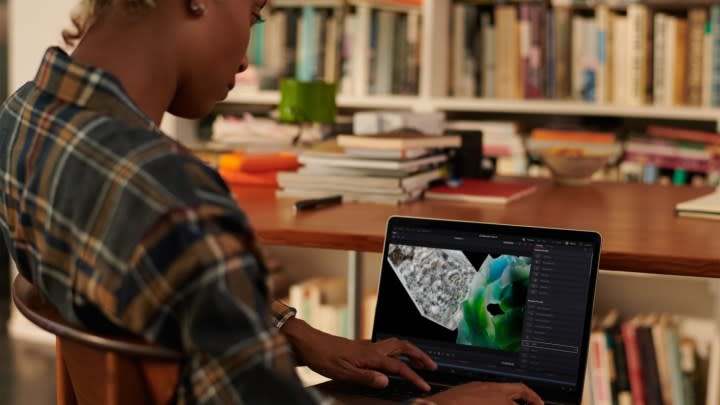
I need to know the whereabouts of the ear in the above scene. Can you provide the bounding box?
[188,2,206,16]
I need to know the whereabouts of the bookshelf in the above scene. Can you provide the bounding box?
[217,0,720,129]
[226,89,720,121]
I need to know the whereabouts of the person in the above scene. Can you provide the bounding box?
[0,1,544,404]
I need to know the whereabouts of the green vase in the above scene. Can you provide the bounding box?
[279,79,337,124]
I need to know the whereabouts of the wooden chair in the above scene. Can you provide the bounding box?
[11,274,183,405]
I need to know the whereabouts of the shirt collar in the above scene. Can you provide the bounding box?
[34,47,158,131]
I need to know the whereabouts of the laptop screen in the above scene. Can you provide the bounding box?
[372,216,601,404]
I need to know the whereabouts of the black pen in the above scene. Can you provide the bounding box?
[293,195,343,211]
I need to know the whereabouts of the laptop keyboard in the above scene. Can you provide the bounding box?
[355,379,451,401]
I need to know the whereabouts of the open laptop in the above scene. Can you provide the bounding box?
[316,216,601,405]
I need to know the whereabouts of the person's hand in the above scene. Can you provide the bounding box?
[281,318,437,391]
[425,382,543,405]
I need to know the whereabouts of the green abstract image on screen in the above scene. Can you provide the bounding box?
[456,255,531,352]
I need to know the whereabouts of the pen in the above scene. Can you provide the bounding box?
[294,195,343,211]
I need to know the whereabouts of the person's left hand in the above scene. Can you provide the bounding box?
[281,318,437,391]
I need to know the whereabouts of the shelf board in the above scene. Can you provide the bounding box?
[223,90,421,110]
[433,98,720,121]
[222,91,720,122]
[224,89,280,105]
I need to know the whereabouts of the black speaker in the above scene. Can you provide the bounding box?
[447,130,495,179]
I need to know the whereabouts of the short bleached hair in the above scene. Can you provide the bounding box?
[62,0,157,47]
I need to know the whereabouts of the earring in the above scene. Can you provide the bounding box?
[189,2,205,16]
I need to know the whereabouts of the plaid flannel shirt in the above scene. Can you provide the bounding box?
[0,47,334,404]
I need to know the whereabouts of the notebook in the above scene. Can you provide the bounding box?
[425,179,538,204]
[316,216,601,405]
[675,188,720,220]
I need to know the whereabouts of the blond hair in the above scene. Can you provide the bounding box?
[62,0,157,47]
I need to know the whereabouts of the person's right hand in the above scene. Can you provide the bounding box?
[424,382,544,405]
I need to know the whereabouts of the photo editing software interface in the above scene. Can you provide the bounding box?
[373,223,596,394]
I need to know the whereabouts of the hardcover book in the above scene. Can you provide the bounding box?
[424,179,537,204]
[336,133,462,150]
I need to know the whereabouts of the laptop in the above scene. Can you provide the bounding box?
[316,216,601,405]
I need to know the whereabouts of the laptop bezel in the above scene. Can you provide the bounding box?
[371,215,602,404]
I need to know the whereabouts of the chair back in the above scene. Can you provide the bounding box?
[12,275,183,405]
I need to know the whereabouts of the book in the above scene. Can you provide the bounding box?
[336,133,462,150]
[299,151,447,172]
[675,189,720,220]
[278,167,441,192]
[636,320,664,405]
[647,125,720,146]
[601,310,633,405]
[218,169,279,187]
[217,151,300,172]
[530,129,616,144]
[589,331,613,405]
[622,320,648,405]
[424,179,537,205]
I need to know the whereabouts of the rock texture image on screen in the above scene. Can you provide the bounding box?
[457,255,531,352]
[387,244,476,330]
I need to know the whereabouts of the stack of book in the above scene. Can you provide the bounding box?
[622,125,720,186]
[277,133,461,203]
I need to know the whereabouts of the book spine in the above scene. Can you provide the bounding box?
[612,15,628,105]
[665,328,687,405]
[582,18,597,102]
[703,21,714,107]
[621,323,647,405]
[653,13,667,105]
[324,14,338,83]
[374,10,396,95]
[687,8,708,106]
[679,339,698,405]
[610,328,633,405]
[595,5,610,104]
[663,16,678,106]
[519,3,532,99]
[712,6,720,106]
[451,3,466,97]
[644,6,655,104]
[285,9,299,78]
[675,19,689,106]
[590,332,613,405]
[546,8,555,99]
[636,326,665,405]
[472,8,484,97]
[571,15,584,100]
[553,5,571,99]
[651,323,674,405]
[627,4,648,106]
[525,4,544,99]
[495,5,519,99]
[297,6,317,81]
[482,13,496,98]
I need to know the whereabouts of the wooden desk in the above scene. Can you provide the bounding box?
[232,181,720,337]
[233,181,720,278]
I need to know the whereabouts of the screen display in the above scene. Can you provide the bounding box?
[373,217,600,403]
